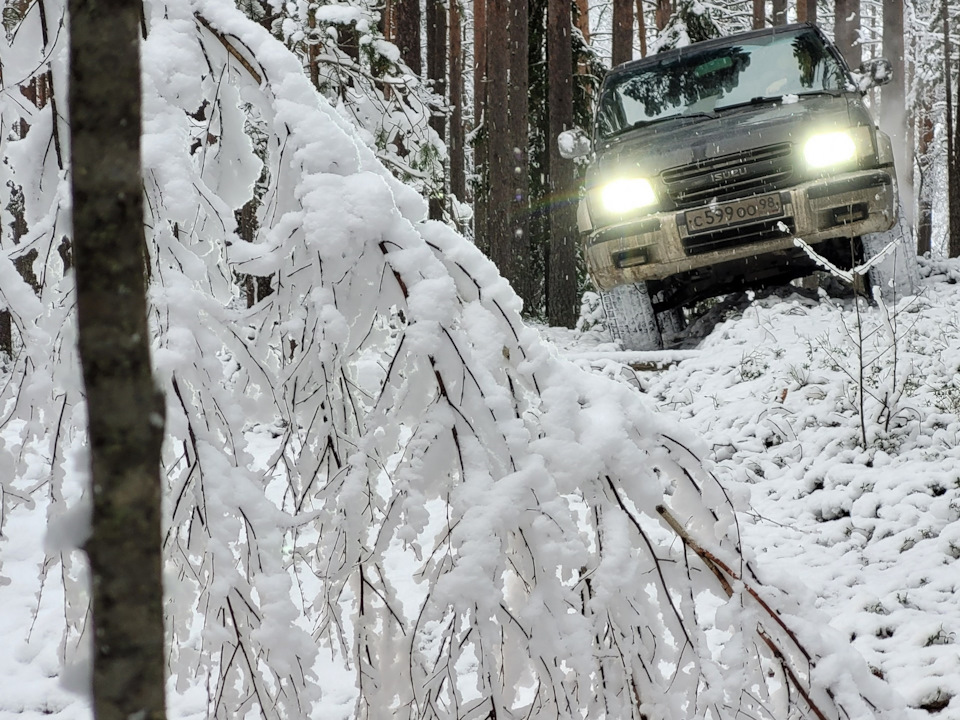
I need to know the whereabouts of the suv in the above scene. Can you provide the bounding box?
[562,23,919,350]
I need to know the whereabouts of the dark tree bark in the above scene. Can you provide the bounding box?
[916,112,934,255]
[771,0,787,25]
[612,0,633,65]
[427,0,448,219]
[944,0,960,256]
[576,0,591,42]
[340,22,360,63]
[473,0,489,250]
[547,0,579,327]
[68,0,168,718]
[449,0,466,206]
[307,7,320,88]
[486,0,527,295]
[381,0,393,39]
[752,0,763,29]
[396,0,422,74]
[834,0,862,68]
[635,0,647,57]
[655,0,671,30]
[796,0,817,23]
[507,0,532,306]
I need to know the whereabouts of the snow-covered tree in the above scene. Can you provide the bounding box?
[0,0,909,718]
[650,0,730,53]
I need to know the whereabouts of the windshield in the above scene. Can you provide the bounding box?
[596,29,848,138]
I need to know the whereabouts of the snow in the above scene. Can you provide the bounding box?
[6,264,960,717]
[3,0,959,716]
[542,263,960,718]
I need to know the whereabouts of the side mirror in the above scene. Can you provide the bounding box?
[558,128,592,160]
[853,58,893,92]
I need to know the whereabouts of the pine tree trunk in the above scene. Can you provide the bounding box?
[752,0,763,29]
[834,0,862,68]
[771,0,787,24]
[68,0,168,718]
[307,7,320,88]
[576,0,590,41]
[508,0,532,306]
[655,0,671,30]
[487,0,529,297]
[612,0,632,66]
[450,1,466,207]
[797,0,817,23]
[473,0,489,250]
[916,112,933,255]
[396,0,422,74]
[427,0,447,219]
[487,0,511,268]
[946,0,960,257]
[636,0,647,57]
[547,0,579,327]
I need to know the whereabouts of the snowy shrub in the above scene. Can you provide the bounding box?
[794,238,924,447]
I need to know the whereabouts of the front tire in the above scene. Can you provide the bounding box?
[860,203,920,302]
[600,283,662,350]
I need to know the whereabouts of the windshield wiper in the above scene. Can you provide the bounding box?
[714,96,782,113]
[715,90,842,113]
[794,89,843,99]
[606,111,715,138]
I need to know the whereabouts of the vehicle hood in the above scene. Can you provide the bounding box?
[588,93,864,185]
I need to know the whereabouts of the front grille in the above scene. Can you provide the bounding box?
[662,143,795,209]
[683,217,796,256]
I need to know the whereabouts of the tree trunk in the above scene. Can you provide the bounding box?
[449,0,466,208]
[771,0,787,24]
[636,0,647,57]
[473,0,489,250]
[655,0,671,30]
[507,0,532,306]
[381,0,393,39]
[796,0,816,23]
[576,0,591,41]
[752,0,764,28]
[881,0,907,216]
[307,7,320,88]
[834,0,862,68]
[945,0,960,256]
[427,0,448,219]
[547,0,579,327]
[487,0,529,298]
[68,0,168,719]
[396,0,422,74]
[612,0,632,66]
[916,113,933,256]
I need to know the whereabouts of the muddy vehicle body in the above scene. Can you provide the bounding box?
[564,23,918,349]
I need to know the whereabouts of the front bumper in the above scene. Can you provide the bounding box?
[583,168,897,291]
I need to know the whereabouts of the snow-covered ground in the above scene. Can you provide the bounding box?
[546,257,960,718]
[4,258,960,719]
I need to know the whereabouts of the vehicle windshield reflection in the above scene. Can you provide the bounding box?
[596,29,848,139]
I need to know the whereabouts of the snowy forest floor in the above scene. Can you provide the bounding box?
[543,256,960,718]
[5,257,960,718]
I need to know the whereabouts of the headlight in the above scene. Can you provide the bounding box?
[599,177,658,214]
[804,131,857,168]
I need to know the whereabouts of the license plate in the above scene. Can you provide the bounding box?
[685,193,783,234]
